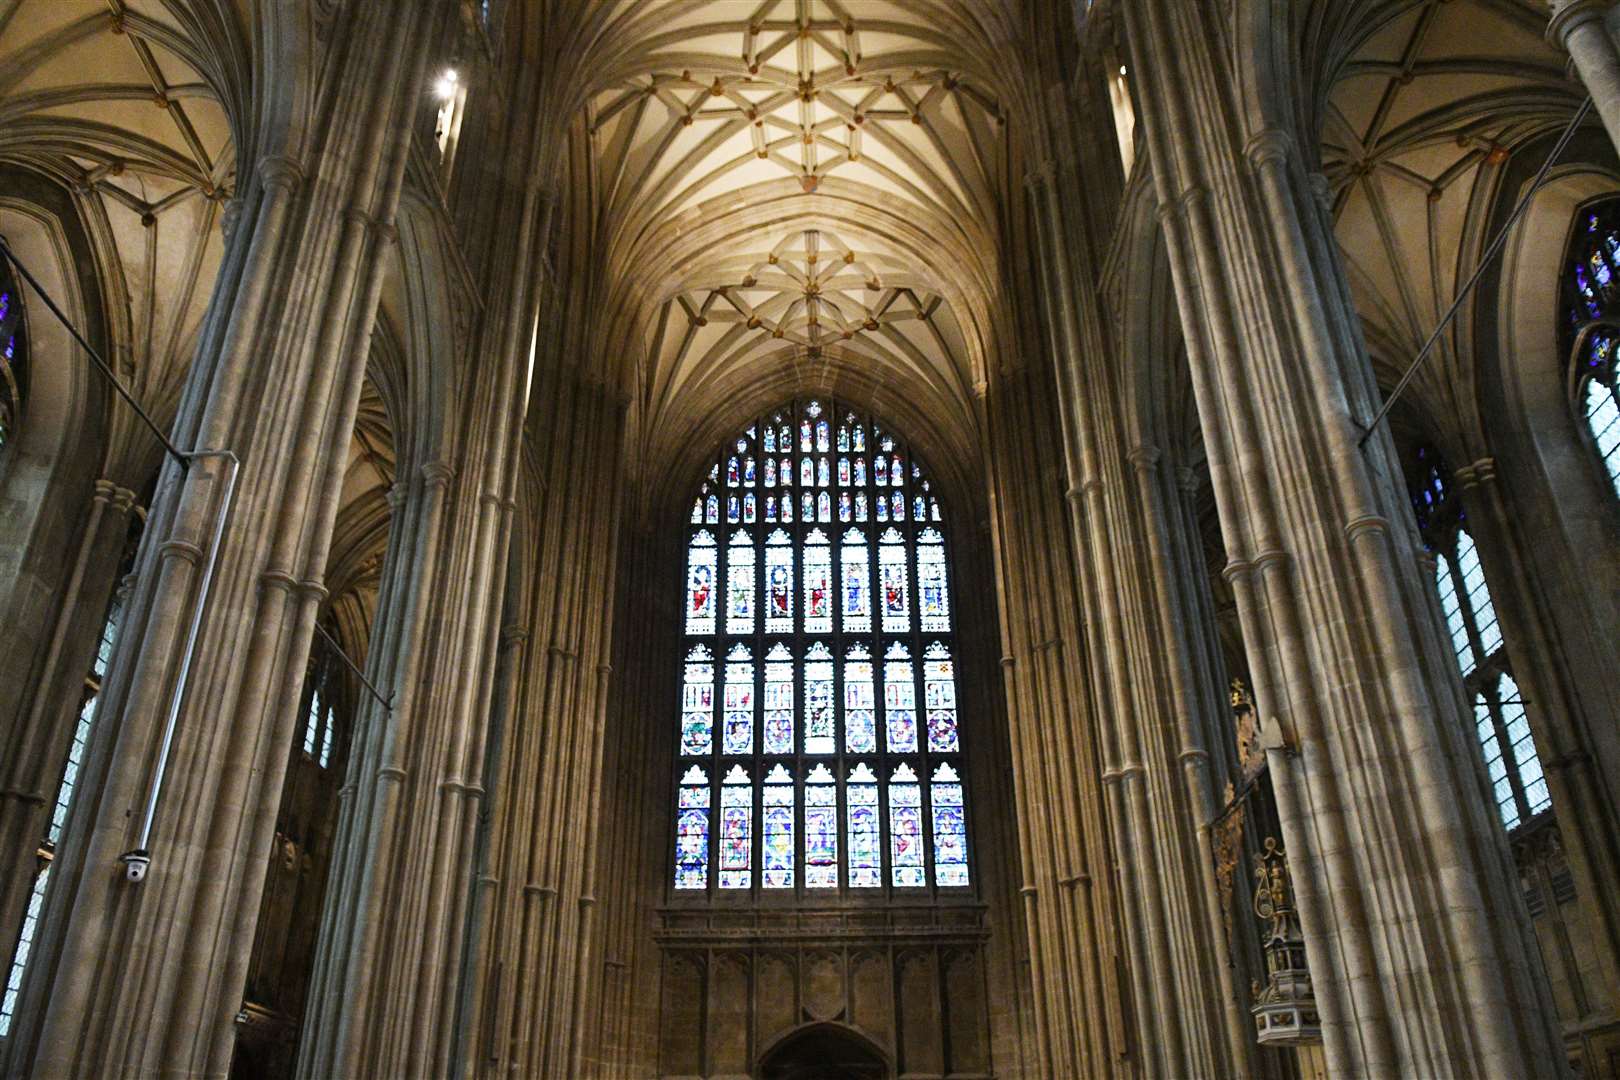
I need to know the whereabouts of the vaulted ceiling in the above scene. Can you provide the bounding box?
[582,0,1018,494]
[1318,0,1583,430]
[0,0,241,479]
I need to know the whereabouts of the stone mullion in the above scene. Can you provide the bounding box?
[0,479,132,978]
[1035,165,1182,1076]
[1126,0,1572,1075]
[981,372,1063,1070]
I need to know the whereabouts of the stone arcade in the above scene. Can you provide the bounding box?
[1,1,1619,1078]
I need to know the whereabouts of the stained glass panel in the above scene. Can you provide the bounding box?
[804,530,832,633]
[924,642,959,754]
[847,763,880,888]
[675,766,710,890]
[889,763,925,887]
[765,530,794,634]
[841,529,871,634]
[931,763,969,886]
[764,644,794,755]
[844,645,877,753]
[917,529,950,632]
[762,764,794,888]
[682,646,714,756]
[727,533,755,634]
[805,764,838,888]
[719,765,752,889]
[686,531,717,635]
[884,642,917,754]
[879,529,909,633]
[723,645,754,755]
[804,642,835,755]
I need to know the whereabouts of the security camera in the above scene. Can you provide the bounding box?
[120,849,151,883]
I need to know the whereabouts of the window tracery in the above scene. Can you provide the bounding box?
[1408,446,1550,829]
[672,399,966,896]
[1562,198,1620,498]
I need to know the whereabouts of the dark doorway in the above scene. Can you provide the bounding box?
[758,1023,889,1080]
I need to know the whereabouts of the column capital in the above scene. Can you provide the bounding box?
[1452,456,1498,488]
[1245,127,1295,173]
[1127,444,1162,472]
[257,153,305,195]
[1547,0,1613,48]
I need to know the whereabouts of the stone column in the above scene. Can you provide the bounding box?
[1122,0,1570,1074]
[1549,0,1620,152]
[0,6,450,1078]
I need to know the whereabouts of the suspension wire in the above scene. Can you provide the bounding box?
[315,621,394,710]
[1358,96,1594,447]
[0,234,190,465]
[0,233,391,711]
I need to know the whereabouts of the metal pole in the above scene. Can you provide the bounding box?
[1358,97,1594,447]
[121,449,239,881]
[315,619,394,710]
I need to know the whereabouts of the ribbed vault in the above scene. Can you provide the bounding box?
[582,0,1018,513]
[1317,0,1581,428]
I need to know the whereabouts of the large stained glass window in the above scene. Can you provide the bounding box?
[1407,445,1551,830]
[671,399,968,896]
[1562,198,1620,498]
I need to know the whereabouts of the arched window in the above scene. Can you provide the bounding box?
[1,571,127,1036]
[1408,446,1551,830]
[673,399,964,895]
[1560,197,1620,497]
[0,249,30,452]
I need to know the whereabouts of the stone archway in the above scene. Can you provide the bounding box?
[757,1022,890,1080]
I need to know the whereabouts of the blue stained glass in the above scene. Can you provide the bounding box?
[847,763,880,888]
[889,763,925,887]
[676,401,970,892]
[724,645,754,755]
[841,529,871,633]
[844,645,877,753]
[931,763,969,886]
[762,764,794,888]
[675,766,710,890]
[924,642,959,754]
[682,646,714,755]
[804,642,835,754]
[764,644,794,754]
[884,643,917,753]
[805,764,838,888]
[719,765,752,889]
